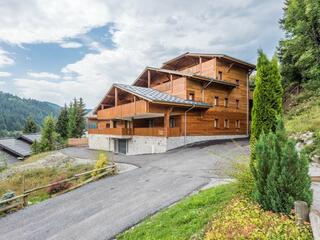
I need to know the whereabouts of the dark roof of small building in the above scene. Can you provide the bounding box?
[18,133,41,144]
[0,138,32,157]
[114,84,211,108]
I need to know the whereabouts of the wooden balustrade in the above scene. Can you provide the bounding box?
[97,100,148,119]
[88,127,181,137]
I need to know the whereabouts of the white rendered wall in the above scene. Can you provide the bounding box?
[127,136,167,155]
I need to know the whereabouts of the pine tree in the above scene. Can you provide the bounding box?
[56,104,69,139]
[39,115,58,151]
[23,116,38,134]
[254,118,312,215]
[250,50,283,165]
[75,98,86,138]
[67,99,78,138]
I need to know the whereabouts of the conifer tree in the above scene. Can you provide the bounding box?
[254,118,312,214]
[39,115,58,151]
[75,98,86,137]
[250,50,283,166]
[67,99,78,138]
[23,116,38,134]
[56,104,69,139]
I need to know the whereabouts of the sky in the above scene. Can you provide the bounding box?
[0,0,284,108]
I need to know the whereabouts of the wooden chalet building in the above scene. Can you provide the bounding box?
[88,52,255,155]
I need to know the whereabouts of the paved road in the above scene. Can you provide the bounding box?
[0,140,249,240]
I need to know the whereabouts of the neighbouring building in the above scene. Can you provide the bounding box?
[88,52,255,155]
[0,133,41,164]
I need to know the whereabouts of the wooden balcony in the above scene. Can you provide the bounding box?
[88,127,181,137]
[97,100,148,120]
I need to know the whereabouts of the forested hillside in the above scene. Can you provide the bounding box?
[0,91,60,136]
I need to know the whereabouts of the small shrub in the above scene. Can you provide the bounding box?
[205,198,312,240]
[231,163,254,199]
[92,152,108,177]
[47,176,72,195]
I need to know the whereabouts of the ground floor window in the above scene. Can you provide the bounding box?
[214,119,219,128]
[236,120,240,129]
[169,117,175,128]
[148,119,154,128]
[224,119,229,128]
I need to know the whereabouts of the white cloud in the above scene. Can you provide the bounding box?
[60,41,83,49]
[0,0,111,44]
[0,71,11,77]
[0,48,15,67]
[7,0,283,107]
[27,71,60,80]
[0,81,5,85]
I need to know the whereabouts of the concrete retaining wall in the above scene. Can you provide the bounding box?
[310,208,320,240]
[166,135,248,151]
[88,134,248,155]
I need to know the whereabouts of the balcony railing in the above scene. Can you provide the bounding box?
[97,100,148,120]
[88,127,181,137]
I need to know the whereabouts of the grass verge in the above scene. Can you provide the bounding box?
[117,183,237,240]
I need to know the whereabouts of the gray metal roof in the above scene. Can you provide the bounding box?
[0,138,32,157]
[18,134,41,144]
[114,84,211,108]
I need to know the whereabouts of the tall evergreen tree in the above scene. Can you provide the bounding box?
[75,98,86,137]
[38,115,58,151]
[250,50,283,164]
[23,116,38,133]
[67,99,78,138]
[56,104,69,139]
[278,0,320,89]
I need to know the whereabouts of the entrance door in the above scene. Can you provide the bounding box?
[118,139,127,154]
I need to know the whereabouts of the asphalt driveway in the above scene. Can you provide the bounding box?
[0,139,249,240]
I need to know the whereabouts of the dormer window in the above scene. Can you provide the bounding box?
[236,79,240,86]
[218,71,223,80]
[214,96,219,106]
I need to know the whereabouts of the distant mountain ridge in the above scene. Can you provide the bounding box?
[0,91,61,134]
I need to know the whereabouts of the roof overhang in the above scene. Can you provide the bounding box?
[162,52,256,70]
[133,67,237,89]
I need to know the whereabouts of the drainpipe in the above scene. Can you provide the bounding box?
[184,105,195,146]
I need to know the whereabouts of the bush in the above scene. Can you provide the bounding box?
[92,152,108,177]
[231,163,254,199]
[47,176,72,195]
[253,118,312,214]
[205,198,312,240]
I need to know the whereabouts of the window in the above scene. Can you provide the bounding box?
[188,92,195,101]
[224,98,228,107]
[214,96,219,106]
[214,119,219,128]
[224,119,229,128]
[148,119,154,128]
[218,71,223,80]
[236,120,241,129]
[236,99,240,109]
[113,121,117,128]
[169,117,175,128]
[236,79,240,86]
[106,123,110,128]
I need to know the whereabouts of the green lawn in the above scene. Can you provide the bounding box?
[117,184,237,240]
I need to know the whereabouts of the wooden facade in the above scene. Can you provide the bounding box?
[89,53,255,138]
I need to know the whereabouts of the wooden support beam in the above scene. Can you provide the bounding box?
[115,87,118,106]
[147,70,151,88]
[170,74,173,93]
[226,63,234,73]
[199,57,202,73]
[133,96,136,114]
[164,108,172,137]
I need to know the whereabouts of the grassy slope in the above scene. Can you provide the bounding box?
[285,93,320,134]
[118,184,237,240]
